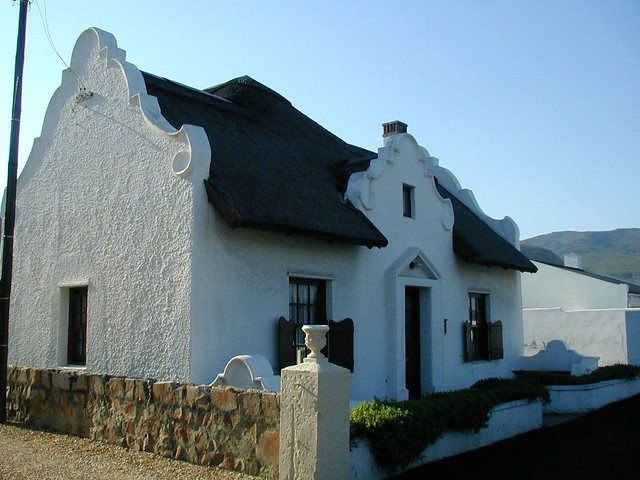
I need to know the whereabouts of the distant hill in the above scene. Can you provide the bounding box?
[521,228,640,285]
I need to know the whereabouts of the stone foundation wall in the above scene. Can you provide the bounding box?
[6,366,280,478]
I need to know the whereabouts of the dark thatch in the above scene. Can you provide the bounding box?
[142,72,535,272]
[436,182,538,273]
[520,245,564,266]
[142,72,388,248]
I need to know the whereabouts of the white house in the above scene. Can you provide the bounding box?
[522,248,640,366]
[6,28,536,402]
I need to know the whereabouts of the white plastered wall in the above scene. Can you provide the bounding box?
[523,261,640,365]
[523,308,638,365]
[522,262,630,310]
[8,28,210,382]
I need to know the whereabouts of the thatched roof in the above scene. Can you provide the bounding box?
[143,73,388,248]
[436,182,538,273]
[143,72,535,272]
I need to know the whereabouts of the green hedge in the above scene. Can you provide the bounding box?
[514,364,640,386]
[349,377,548,472]
[350,365,640,472]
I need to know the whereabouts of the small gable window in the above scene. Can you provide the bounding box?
[402,184,414,218]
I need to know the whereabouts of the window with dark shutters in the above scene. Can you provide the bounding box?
[278,278,354,372]
[464,293,502,362]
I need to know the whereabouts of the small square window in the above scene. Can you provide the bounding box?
[402,184,414,218]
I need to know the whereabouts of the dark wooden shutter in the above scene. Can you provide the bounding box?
[278,317,296,370]
[464,321,475,362]
[327,318,354,372]
[489,320,504,359]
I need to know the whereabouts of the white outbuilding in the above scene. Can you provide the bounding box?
[522,249,640,367]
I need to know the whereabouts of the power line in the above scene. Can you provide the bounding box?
[33,0,83,88]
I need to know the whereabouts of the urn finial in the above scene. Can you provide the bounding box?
[302,325,330,359]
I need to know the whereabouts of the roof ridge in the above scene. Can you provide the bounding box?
[141,71,231,104]
[205,75,290,104]
[536,260,640,291]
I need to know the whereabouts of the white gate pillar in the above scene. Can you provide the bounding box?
[279,325,351,480]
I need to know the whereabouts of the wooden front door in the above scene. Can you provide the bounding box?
[405,287,421,399]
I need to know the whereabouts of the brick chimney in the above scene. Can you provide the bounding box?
[382,120,408,139]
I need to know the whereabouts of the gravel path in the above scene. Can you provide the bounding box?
[0,422,261,480]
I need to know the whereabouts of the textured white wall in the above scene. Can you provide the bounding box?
[523,308,634,365]
[189,216,364,386]
[9,28,209,382]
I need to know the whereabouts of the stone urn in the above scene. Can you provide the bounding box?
[302,324,330,359]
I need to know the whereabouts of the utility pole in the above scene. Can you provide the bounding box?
[1,0,29,423]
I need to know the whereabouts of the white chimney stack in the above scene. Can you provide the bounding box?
[564,253,583,269]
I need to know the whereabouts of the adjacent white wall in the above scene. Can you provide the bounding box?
[522,262,630,310]
[523,261,640,365]
[524,308,640,366]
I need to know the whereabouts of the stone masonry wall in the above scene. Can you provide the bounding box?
[6,366,280,479]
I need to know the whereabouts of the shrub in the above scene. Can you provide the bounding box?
[349,401,412,432]
[472,376,550,404]
[515,364,640,386]
[351,366,640,472]
[583,364,640,382]
[349,378,546,472]
[350,400,437,471]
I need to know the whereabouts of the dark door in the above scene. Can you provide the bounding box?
[405,287,421,399]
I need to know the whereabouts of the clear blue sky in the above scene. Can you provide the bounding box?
[1,0,638,240]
